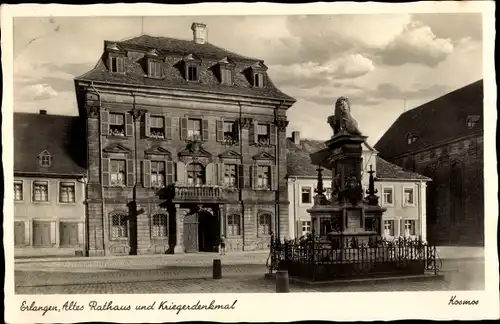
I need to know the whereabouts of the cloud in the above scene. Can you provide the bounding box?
[379,22,454,66]
[332,54,375,79]
[371,83,450,101]
[411,13,482,42]
[19,84,59,100]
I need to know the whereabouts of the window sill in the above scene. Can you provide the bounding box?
[107,134,128,139]
[31,201,51,204]
[253,142,274,147]
[151,237,168,241]
[226,235,242,239]
[58,202,78,206]
[110,237,129,241]
[382,204,394,208]
[14,200,25,203]
[403,204,416,208]
[144,75,165,80]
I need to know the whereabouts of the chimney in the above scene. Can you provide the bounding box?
[191,22,207,45]
[292,131,300,145]
[39,110,47,115]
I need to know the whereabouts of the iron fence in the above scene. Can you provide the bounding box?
[266,233,441,281]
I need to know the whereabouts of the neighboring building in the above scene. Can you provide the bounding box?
[286,131,430,241]
[14,111,87,257]
[374,80,484,246]
[74,22,295,256]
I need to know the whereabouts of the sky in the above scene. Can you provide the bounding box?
[13,14,483,145]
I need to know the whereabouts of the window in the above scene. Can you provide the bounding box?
[256,165,271,189]
[14,180,23,201]
[257,123,270,145]
[301,187,312,204]
[258,213,272,236]
[227,214,241,236]
[38,151,52,168]
[254,73,264,88]
[187,118,202,139]
[223,121,238,142]
[221,68,233,85]
[59,182,76,203]
[187,163,205,186]
[14,221,26,246]
[60,222,79,246]
[148,60,162,78]
[109,112,126,136]
[187,65,198,81]
[224,164,237,187]
[150,116,165,139]
[404,220,416,236]
[384,220,394,237]
[111,214,128,239]
[33,181,49,202]
[301,221,311,236]
[110,159,126,186]
[383,187,393,205]
[403,187,414,206]
[151,161,166,188]
[152,214,168,238]
[110,56,124,73]
[406,134,417,144]
[467,115,480,129]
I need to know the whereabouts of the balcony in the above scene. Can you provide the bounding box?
[174,184,223,201]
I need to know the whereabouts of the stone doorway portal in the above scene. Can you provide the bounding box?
[198,209,219,252]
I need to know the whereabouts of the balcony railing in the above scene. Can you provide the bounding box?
[174,184,223,200]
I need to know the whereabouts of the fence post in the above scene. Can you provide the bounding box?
[213,259,222,279]
[276,270,290,293]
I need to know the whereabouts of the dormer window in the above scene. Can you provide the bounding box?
[467,115,480,129]
[38,150,52,168]
[406,133,417,144]
[110,56,125,73]
[148,60,162,78]
[187,66,199,81]
[218,57,235,85]
[249,61,268,88]
[183,53,201,82]
[253,73,264,88]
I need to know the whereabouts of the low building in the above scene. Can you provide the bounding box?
[374,80,484,246]
[286,131,430,241]
[14,111,87,257]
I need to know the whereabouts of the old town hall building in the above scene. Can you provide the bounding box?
[74,23,295,256]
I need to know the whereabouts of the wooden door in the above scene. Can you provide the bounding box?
[14,222,25,246]
[60,222,79,246]
[183,212,199,253]
[33,221,51,246]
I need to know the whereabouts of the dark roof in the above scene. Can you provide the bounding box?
[287,138,430,181]
[75,35,295,102]
[14,113,86,176]
[374,80,483,160]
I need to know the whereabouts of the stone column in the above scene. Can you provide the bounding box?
[174,204,185,254]
[219,204,225,237]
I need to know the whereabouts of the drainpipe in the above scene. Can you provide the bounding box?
[274,100,286,239]
[90,81,106,255]
[290,177,297,239]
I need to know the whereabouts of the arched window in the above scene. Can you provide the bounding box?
[227,214,241,236]
[258,213,272,236]
[450,162,463,221]
[110,213,128,239]
[152,214,168,238]
[187,163,205,185]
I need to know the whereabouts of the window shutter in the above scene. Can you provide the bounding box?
[148,60,153,77]
[237,164,244,189]
[249,121,257,144]
[102,158,110,187]
[166,161,174,184]
[251,165,258,190]
[144,112,151,138]
[126,159,134,187]
[180,117,188,140]
[270,124,277,146]
[117,57,124,73]
[216,120,224,142]
[202,119,209,142]
[271,165,278,191]
[164,116,172,140]
[125,113,134,137]
[143,160,151,188]
[176,161,186,183]
[205,163,215,185]
[50,221,57,245]
[100,110,109,135]
[217,163,224,185]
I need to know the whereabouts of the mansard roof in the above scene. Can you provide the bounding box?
[75,34,295,103]
[14,113,86,176]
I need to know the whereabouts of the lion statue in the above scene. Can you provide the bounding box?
[328,96,362,136]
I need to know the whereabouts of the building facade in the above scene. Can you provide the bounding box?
[14,111,87,257]
[74,23,295,256]
[374,80,484,246]
[287,131,430,241]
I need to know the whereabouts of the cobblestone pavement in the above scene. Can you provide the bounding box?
[15,258,484,294]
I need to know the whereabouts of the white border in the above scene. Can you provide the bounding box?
[2,2,498,323]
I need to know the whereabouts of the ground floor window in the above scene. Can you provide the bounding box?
[14,221,25,246]
[301,221,311,236]
[227,214,241,236]
[384,220,394,237]
[60,222,79,246]
[258,213,272,236]
[152,214,168,238]
[111,214,128,239]
[33,221,52,246]
[404,219,416,236]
